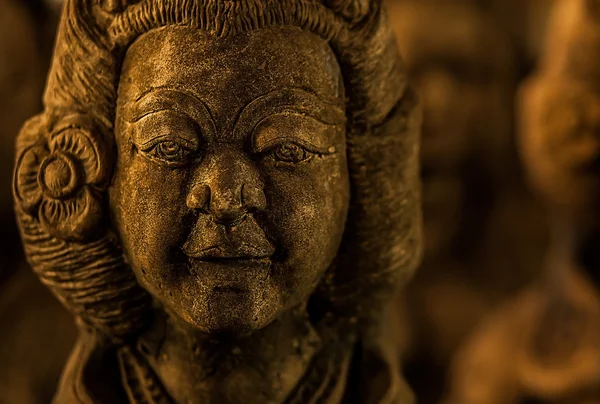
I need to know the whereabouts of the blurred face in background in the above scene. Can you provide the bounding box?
[387,0,514,258]
[520,78,600,225]
[519,0,600,217]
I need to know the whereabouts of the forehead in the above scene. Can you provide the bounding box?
[118,26,343,116]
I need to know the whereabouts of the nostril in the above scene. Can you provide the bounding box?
[206,181,263,225]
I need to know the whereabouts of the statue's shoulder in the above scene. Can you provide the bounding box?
[54,329,129,404]
[514,270,600,399]
[445,271,600,404]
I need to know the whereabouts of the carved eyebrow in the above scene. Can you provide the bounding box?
[122,88,217,138]
[252,113,340,154]
[233,87,346,140]
[130,111,200,150]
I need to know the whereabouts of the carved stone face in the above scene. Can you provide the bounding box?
[521,79,600,212]
[109,26,349,334]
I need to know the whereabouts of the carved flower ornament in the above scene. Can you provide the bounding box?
[14,117,109,241]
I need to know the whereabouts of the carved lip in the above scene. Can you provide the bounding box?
[183,243,275,261]
[187,254,272,289]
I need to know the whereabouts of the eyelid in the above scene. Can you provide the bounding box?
[137,134,196,151]
[257,137,335,155]
[252,113,340,154]
[129,111,200,150]
[124,88,216,134]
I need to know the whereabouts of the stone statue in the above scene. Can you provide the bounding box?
[12,0,422,402]
[444,0,600,402]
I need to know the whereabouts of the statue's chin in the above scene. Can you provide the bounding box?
[175,287,282,335]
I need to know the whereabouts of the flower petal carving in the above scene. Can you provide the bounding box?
[39,188,103,241]
[15,145,47,213]
[49,118,111,187]
[15,115,110,242]
[50,129,99,185]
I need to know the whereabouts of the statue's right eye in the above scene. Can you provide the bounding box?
[140,139,197,167]
[128,111,201,167]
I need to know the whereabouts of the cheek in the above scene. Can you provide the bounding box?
[109,153,190,293]
[261,155,349,302]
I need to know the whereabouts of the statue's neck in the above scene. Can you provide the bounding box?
[137,308,323,404]
[544,209,600,292]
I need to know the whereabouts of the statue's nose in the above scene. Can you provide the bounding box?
[208,184,249,226]
[186,152,266,226]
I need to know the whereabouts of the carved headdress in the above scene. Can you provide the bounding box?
[14,0,421,401]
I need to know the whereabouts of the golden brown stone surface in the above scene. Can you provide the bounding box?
[12,1,423,402]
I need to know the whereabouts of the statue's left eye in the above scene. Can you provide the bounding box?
[145,140,193,166]
[157,141,182,159]
[269,143,314,164]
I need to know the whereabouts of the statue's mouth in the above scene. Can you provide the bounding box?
[183,244,274,261]
[181,214,276,268]
[185,243,274,290]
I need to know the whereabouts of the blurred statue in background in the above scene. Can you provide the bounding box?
[446,0,600,402]
[385,0,546,401]
[0,0,75,402]
[13,0,422,402]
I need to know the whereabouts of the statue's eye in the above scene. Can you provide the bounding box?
[156,141,182,159]
[142,140,195,167]
[269,143,314,164]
